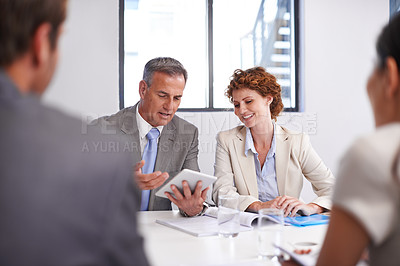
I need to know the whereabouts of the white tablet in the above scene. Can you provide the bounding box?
[155,169,217,198]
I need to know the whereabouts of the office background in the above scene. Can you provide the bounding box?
[44,0,388,202]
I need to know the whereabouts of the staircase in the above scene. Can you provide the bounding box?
[241,0,293,107]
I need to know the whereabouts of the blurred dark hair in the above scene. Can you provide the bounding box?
[377,12,400,70]
[143,57,188,87]
[0,0,67,67]
[226,66,284,121]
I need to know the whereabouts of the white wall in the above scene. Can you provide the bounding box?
[297,0,389,200]
[44,0,120,118]
[45,0,389,202]
[304,0,388,170]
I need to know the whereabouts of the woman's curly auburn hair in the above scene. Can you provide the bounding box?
[225,66,284,121]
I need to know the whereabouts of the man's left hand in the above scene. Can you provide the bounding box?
[165,180,209,217]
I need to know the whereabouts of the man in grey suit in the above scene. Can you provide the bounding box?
[94,57,209,217]
[0,0,148,265]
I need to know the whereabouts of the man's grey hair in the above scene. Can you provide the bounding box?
[142,57,188,87]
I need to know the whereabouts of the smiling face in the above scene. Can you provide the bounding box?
[232,88,273,129]
[138,71,185,127]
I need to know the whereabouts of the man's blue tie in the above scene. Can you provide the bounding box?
[140,128,160,211]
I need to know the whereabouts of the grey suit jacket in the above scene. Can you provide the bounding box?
[93,103,200,211]
[0,70,148,266]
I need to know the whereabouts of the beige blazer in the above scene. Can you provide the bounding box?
[213,125,335,211]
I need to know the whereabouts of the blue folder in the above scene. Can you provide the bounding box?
[284,214,330,227]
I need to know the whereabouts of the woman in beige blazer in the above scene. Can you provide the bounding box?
[213,67,334,216]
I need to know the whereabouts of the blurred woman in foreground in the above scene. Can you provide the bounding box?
[317,13,400,265]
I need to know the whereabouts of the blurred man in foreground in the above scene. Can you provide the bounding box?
[0,0,148,265]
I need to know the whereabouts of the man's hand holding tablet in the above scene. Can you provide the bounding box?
[155,169,217,217]
[166,180,209,217]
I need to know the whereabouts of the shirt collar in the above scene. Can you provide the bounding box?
[136,104,163,140]
[244,127,257,157]
[244,123,276,158]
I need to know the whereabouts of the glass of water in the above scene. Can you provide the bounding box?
[257,208,284,261]
[217,194,240,238]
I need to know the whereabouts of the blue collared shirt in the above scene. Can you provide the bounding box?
[244,125,279,202]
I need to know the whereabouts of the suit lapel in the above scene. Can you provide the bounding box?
[234,127,259,197]
[121,103,141,164]
[275,125,290,196]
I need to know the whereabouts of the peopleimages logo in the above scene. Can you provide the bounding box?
[278,112,318,135]
[81,140,140,153]
[79,111,319,154]
[81,112,318,136]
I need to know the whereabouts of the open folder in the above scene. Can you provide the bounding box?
[156,207,330,237]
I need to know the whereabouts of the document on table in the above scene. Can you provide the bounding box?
[205,207,330,227]
[156,215,252,237]
[156,207,329,237]
[204,207,259,227]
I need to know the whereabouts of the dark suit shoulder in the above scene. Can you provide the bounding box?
[92,105,136,128]
[1,93,131,181]
[170,114,198,131]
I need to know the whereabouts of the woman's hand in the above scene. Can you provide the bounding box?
[276,196,323,217]
[246,198,281,212]
[246,197,324,216]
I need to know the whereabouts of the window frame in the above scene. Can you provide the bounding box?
[119,0,303,112]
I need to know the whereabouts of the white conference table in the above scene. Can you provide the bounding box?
[137,211,328,266]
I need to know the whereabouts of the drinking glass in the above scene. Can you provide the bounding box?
[217,194,240,238]
[257,208,284,260]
